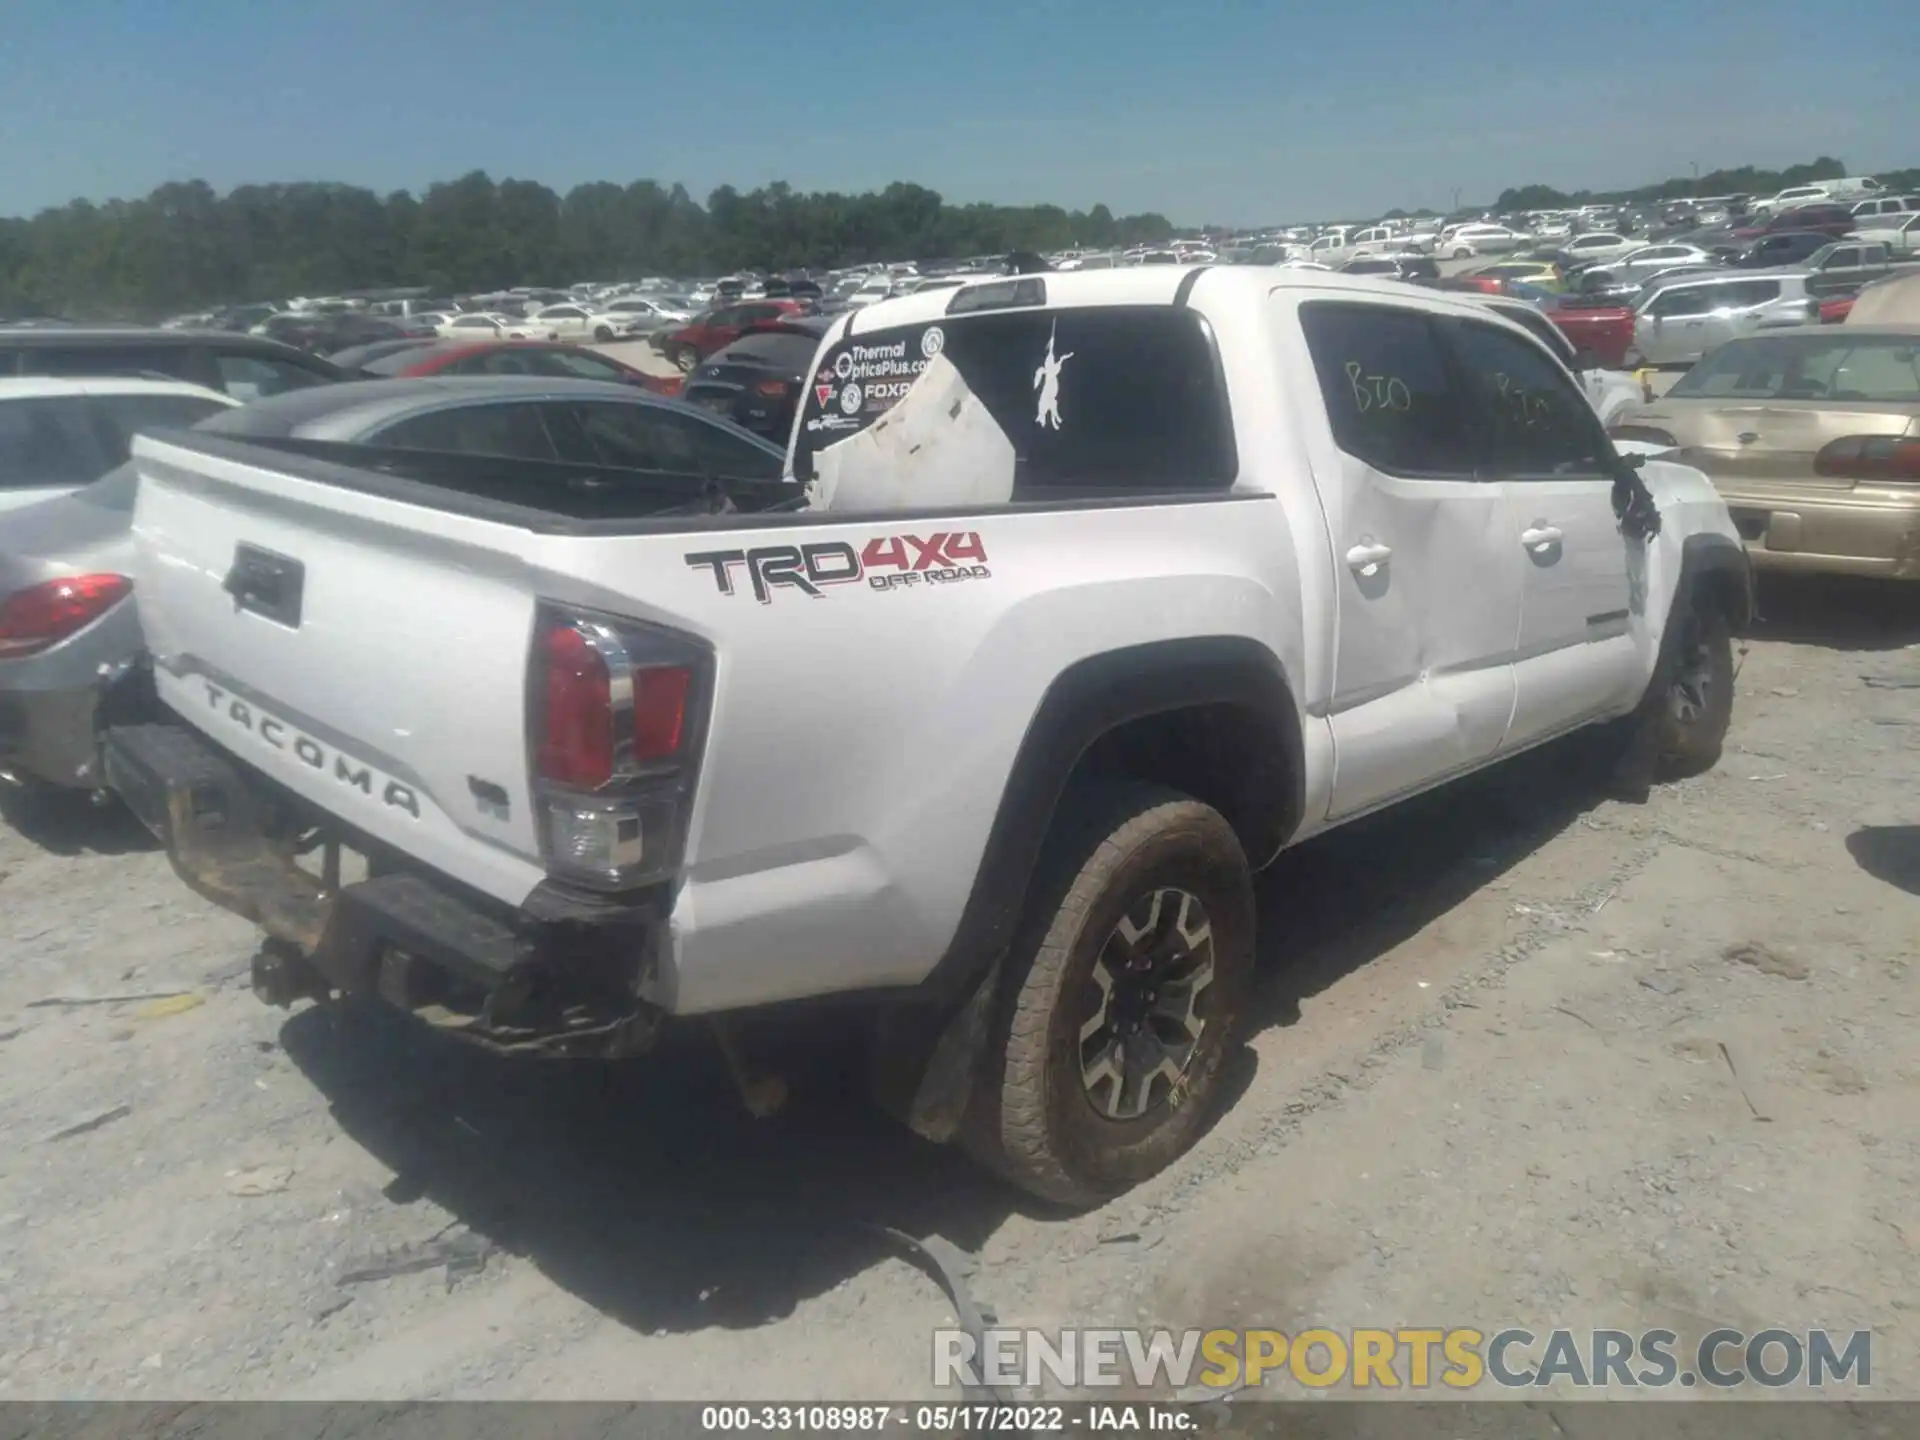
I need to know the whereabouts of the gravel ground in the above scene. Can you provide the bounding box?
[2,571,1916,1407]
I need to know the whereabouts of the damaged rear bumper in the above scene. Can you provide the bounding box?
[103,721,665,1058]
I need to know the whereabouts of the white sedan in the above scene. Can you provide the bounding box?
[526,304,601,340]
[436,312,532,341]
[1443,224,1527,258]
[529,303,674,342]
[595,297,692,335]
[1610,242,1720,275]
[1559,232,1642,263]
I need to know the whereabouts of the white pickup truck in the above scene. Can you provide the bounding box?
[108,267,1750,1206]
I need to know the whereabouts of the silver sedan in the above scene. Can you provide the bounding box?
[1611,242,1722,276]
[0,377,781,795]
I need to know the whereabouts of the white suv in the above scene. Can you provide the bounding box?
[1632,272,1818,366]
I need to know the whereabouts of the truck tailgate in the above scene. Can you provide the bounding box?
[129,432,557,904]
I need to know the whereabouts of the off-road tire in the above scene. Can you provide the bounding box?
[961,781,1254,1208]
[1654,591,1734,779]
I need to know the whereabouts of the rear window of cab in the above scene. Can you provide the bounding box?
[790,305,1236,497]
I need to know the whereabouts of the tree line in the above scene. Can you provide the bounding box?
[1493,155,1920,214]
[0,172,1177,321]
[7,156,1915,322]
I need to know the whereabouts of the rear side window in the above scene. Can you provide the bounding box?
[376,402,559,460]
[569,402,700,471]
[16,345,193,383]
[456,348,542,376]
[708,333,818,371]
[1492,305,1576,368]
[563,402,778,480]
[214,352,330,402]
[1646,285,1710,318]
[0,395,105,489]
[792,305,1236,494]
[1297,301,1472,477]
[1724,280,1783,308]
[526,350,632,384]
[91,392,230,463]
[1441,318,1611,477]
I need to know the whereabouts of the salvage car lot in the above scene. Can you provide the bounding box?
[3,575,1916,1400]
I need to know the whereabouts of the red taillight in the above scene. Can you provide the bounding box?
[536,626,695,785]
[633,665,691,761]
[1814,435,1920,484]
[530,606,707,892]
[0,573,131,659]
[536,624,613,788]
[754,379,790,398]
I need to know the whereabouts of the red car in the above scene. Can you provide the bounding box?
[1426,277,1635,367]
[1819,295,1857,324]
[1535,296,1635,368]
[361,339,672,391]
[657,299,807,373]
[1731,204,1856,242]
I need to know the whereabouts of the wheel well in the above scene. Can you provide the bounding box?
[1693,567,1741,629]
[1681,539,1755,635]
[1072,702,1294,867]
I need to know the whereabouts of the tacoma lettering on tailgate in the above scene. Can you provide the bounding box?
[202,682,421,818]
[685,532,991,603]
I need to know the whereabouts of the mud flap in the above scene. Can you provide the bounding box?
[871,958,1003,1145]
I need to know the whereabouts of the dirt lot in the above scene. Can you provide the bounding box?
[2,576,1917,1405]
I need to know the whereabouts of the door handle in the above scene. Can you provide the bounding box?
[1521,524,1564,549]
[1345,541,1392,572]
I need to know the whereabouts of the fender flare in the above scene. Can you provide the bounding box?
[1679,531,1755,631]
[873,635,1304,1142]
[929,634,1302,1002]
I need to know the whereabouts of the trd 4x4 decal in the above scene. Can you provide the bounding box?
[685,532,992,604]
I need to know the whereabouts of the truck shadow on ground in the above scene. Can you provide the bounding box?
[1748,573,1920,652]
[1846,825,1920,897]
[278,731,1622,1342]
[0,786,157,857]
[1249,731,1620,1031]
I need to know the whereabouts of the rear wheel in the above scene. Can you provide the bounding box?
[1655,596,1734,779]
[593,325,614,342]
[962,782,1253,1207]
[673,345,699,374]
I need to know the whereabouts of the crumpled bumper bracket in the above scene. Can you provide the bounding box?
[104,722,663,1059]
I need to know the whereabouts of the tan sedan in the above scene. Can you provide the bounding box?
[1610,327,1920,578]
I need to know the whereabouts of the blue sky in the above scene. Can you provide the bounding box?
[2,0,1913,226]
